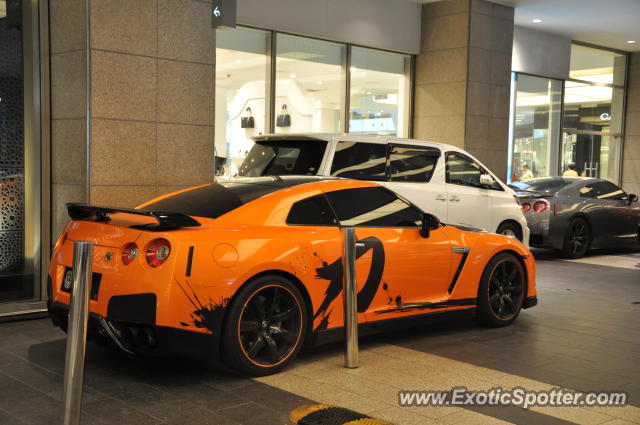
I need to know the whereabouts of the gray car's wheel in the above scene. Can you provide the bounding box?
[496,222,523,241]
[562,217,590,258]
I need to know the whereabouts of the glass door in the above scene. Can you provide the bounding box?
[561,44,626,182]
[508,73,562,182]
[562,131,621,179]
[1,0,43,309]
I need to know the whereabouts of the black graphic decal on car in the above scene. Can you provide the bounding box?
[176,279,229,333]
[313,236,385,330]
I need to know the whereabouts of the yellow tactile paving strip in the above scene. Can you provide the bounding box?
[290,404,395,425]
[255,343,640,425]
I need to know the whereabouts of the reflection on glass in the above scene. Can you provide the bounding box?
[388,146,438,182]
[349,47,411,137]
[274,34,346,133]
[562,44,626,183]
[569,44,626,85]
[509,74,562,182]
[330,141,387,180]
[237,139,327,177]
[215,27,270,176]
[561,132,621,181]
[326,188,421,227]
[1,8,37,303]
[563,81,625,134]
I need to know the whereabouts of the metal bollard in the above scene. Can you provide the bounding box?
[342,226,359,368]
[62,241,93,425]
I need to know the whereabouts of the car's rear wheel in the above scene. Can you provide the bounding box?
[496,222,523,241]
[562,217,590,258]
[476,252,526,327]
[222,275,307,376]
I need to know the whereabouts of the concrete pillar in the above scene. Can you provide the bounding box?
[49,0,215,238]
[50,0,88,239]
[622,53,640,195]
[414,0,514,180]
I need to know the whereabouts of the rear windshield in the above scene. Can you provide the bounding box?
[509,178,574,194]
[238,140,327,177]
[140,178,314,219]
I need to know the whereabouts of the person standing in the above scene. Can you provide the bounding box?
[563,163,579,177]
[521,164,534,180]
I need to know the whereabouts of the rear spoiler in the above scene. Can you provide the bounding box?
[513,191,547,200]
[67,203,201,230]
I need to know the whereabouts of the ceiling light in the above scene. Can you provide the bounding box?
[234,59,241,64]
[532,18,542,23]
[628,40,637,44]
[316,81,323,85]
[289,73,297,79]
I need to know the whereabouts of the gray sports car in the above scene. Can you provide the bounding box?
[508,177,640,258]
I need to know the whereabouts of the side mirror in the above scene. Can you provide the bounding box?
[629,194,638,205]
[420,213,440,238]
[480,174,495,187]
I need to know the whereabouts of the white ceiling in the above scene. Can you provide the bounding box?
[414,0,640,52]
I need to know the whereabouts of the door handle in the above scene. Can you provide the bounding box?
[435,194,446,202]
[449,195,460,202]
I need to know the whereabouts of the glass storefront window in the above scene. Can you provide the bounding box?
[561,44,626,182]
[569,45,626,85]
[274,34,346,134]
[349,47,411,137]
[215,27,270,176]
[509,74,562,182]
[1,2,41,305]
[214,27,414,177]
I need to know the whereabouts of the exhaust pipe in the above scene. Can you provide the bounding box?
[136,328,157,348]
[96,317,134,354]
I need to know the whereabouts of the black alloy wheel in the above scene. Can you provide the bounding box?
[562,217,590,259]
[477,252,526,327]
[239,286,301,365]
[223,275,307,376]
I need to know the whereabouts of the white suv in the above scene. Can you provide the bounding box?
[232,133,529,244]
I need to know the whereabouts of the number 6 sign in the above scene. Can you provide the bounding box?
[211,0,236,29]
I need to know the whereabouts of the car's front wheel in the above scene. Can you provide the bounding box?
[476,252,526,327]
[496,221,523,241]
[222,275,307,376]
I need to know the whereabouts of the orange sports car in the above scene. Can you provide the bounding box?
[48,177,537,375]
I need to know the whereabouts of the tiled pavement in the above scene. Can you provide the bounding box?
[0,249,638,425]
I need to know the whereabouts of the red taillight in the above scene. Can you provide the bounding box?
[146,238,171,267]
[521,203,531,213]
[122,242,138,265]
[534,200,548,213]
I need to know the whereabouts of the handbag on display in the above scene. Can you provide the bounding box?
[276,104,291,127]
[241,107,255,128]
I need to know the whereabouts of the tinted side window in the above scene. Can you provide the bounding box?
[579,184,596,198]
[593,181,627,200]
[325,187,422,227]
[445,152,502,190]
[388,145,439,182]
[330,142,387,181]
[238,140,327,177]
[445,152,481,187]
[287,194,338,226]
